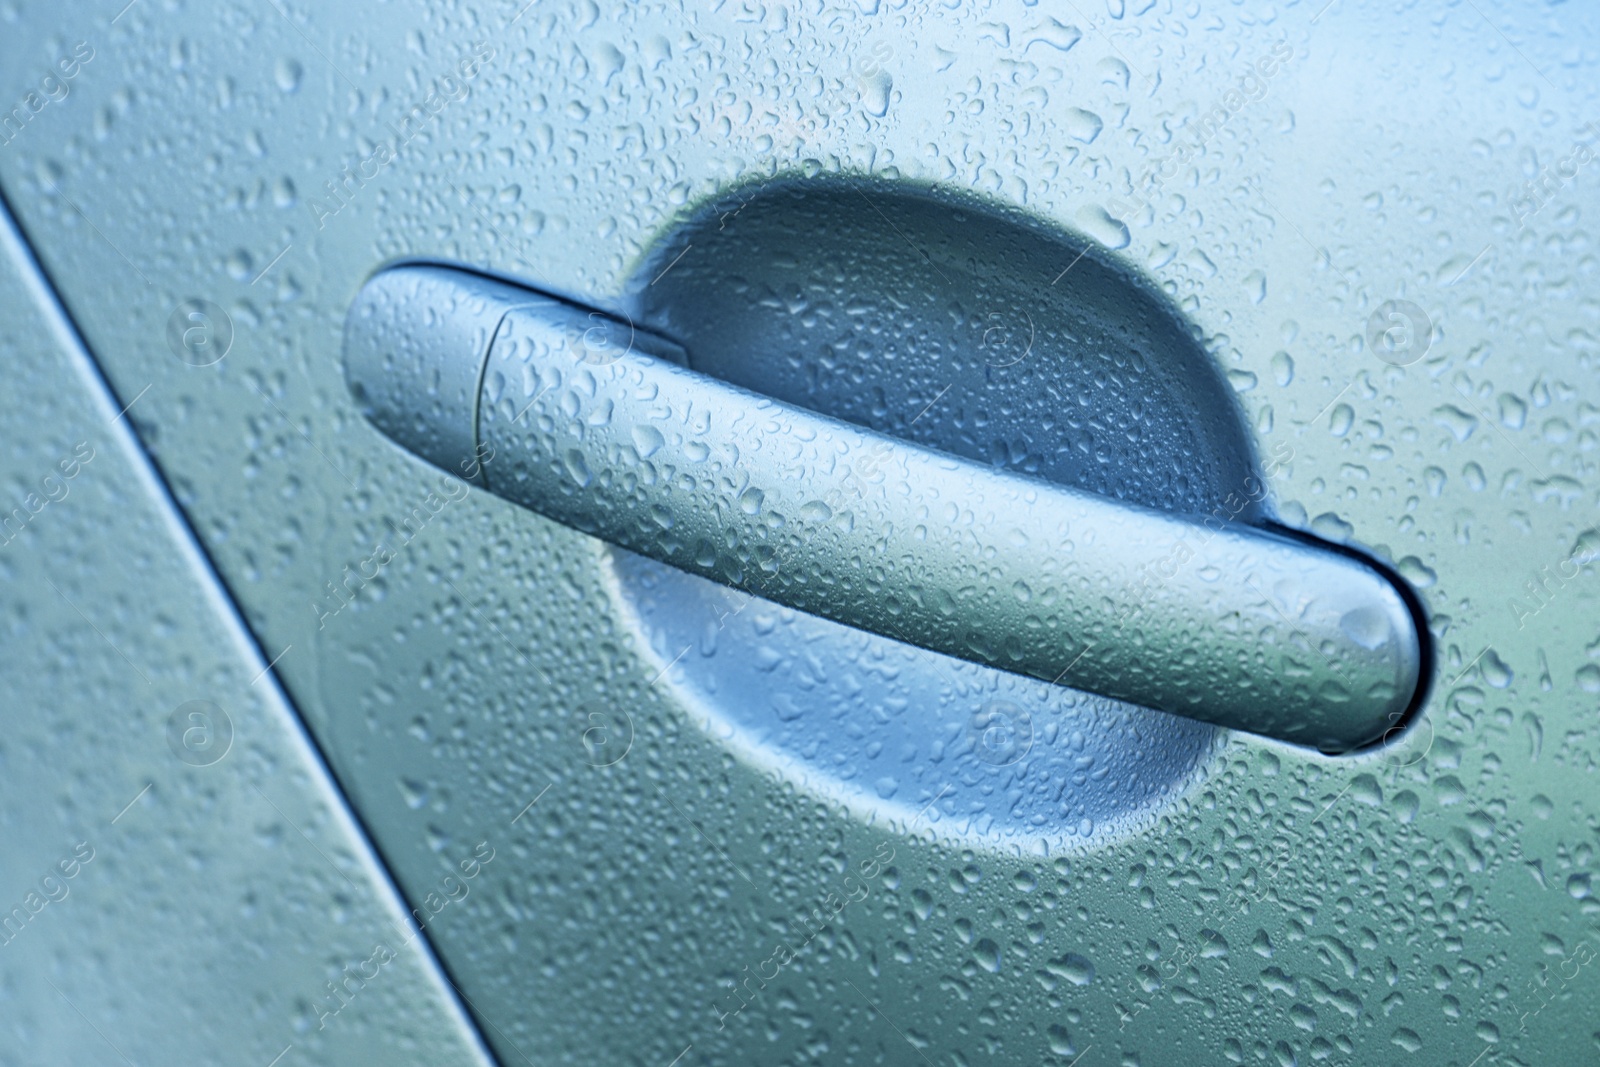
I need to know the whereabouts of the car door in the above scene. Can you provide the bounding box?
[0,192,496,1064]
[3,1,1597,1065]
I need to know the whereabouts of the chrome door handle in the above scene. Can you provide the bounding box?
[344,266,1427,752]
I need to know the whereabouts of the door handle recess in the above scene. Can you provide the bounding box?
[344,266,1427,752]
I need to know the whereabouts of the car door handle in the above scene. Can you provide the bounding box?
[344,265,1427,752]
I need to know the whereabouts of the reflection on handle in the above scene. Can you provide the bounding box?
[345,266,1427,752]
